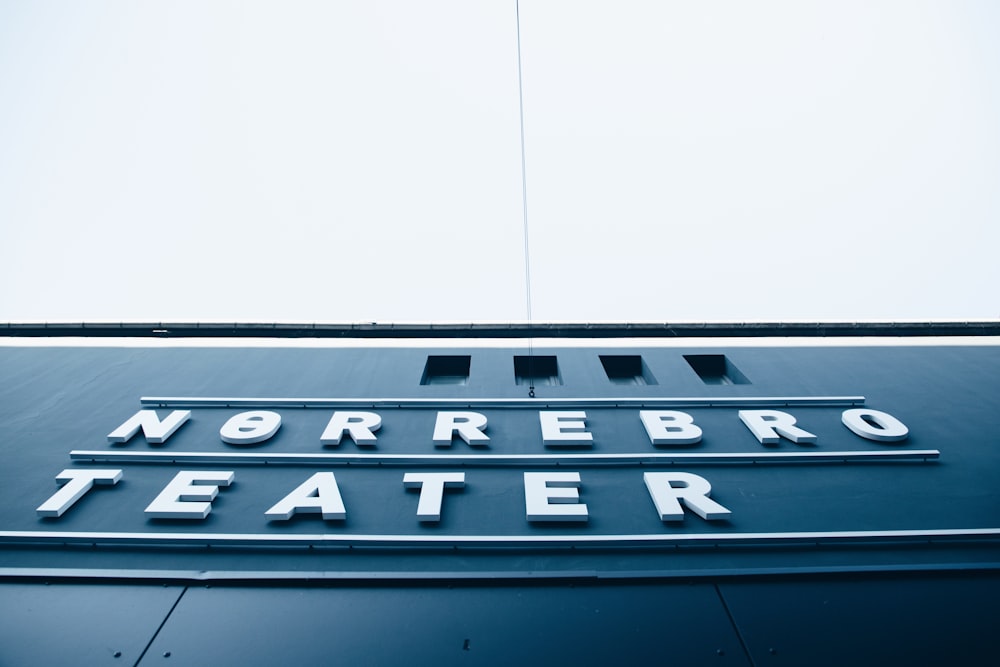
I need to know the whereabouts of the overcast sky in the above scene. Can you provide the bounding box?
[1,1,998,324]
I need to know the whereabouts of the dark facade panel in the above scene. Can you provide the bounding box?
[720,573,1000,666]
[141,582,749,667]
[0,582,183,665]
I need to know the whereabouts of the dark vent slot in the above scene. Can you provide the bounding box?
[421,355,471,385]
[513,356,562,386]
[599,355,656,386]
[683,354,749,385]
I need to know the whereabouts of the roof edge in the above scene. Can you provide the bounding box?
[2,321,999,339]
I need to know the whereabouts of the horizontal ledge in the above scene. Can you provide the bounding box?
[0,527,997,548]
[139,396,866,409]
[69,450,941,466]
[5,561,1000,583]
[4,321,1000,339]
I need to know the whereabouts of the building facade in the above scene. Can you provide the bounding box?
[1,324,998,665]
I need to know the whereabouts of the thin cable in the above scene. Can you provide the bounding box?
[515,0,535,398]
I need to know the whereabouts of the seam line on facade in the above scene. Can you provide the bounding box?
[133,586,186,666]
[715,584,757,667]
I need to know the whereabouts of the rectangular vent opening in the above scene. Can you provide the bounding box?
[683,354,749,385]
[599,355,656,386]
[421,355,471,385]
[513,355,562,386]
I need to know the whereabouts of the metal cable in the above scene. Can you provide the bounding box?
[515,0,535,398]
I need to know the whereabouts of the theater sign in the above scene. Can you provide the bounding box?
[1,340,998,577]
[36,400,918,531]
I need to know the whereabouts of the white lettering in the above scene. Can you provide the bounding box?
[738,409,817,444]
[107,410,190,444]
[402,472,466,522]
[524,472,588,522]
[644,472,732,521]
[36,469,123,518]
[144,471,235,519]
[842,409,909,442]
[321,411,382,447]
[265,472,346,520]
[432,412,489,447]
[539,411,593,447]
[220,411,281,445]
[640,410,703,445]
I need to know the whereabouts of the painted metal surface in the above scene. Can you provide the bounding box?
[720,573,1000,666]
[2,573,993,665]
[1,338,996,665]
[0,583,183,665]
[140,582,750,666]
[0,342,998,579]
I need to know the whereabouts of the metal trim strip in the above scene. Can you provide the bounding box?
[1,527,995,548]
[139,396,867,409]
[3,561,1000,583]
[5,321,1000,339]
[69,449,941,466]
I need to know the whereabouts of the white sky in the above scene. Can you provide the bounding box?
[1,1,998,323]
